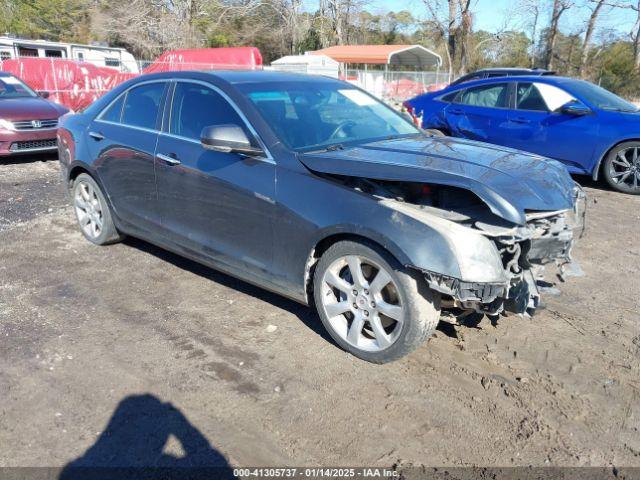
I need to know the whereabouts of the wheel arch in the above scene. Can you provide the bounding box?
[303,229,412,305]
[67,161,96,188]
[592,138,640,181]
[66,162,118,215]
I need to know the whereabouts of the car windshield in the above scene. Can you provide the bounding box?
[0,76,37,99]
[568,80,637,112]
[241,82,420,151]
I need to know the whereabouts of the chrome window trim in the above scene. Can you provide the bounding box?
[94,119,159,135]
[166,78,275,164]
[95,91,126,123]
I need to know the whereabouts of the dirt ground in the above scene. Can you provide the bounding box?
[0,156,639,471]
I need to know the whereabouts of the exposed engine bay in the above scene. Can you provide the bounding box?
[340,176,587,319]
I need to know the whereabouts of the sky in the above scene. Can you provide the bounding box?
[356,0,637,38]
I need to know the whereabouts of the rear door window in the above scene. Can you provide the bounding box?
[458,83,509,108]
[100,94,126,123]
[439,91,460,102]
[121,82,165,130]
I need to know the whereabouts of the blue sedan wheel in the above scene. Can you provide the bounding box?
[603,142,640,195]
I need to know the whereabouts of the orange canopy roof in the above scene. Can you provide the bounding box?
[311,45,441,67]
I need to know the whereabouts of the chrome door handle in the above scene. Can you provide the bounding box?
[157,153,181,165]
[89,131,104,141]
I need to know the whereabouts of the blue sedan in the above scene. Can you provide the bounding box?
[405,76,640,194]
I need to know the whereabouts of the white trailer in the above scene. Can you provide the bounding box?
[270,54,339,78]
[0,36,139,73]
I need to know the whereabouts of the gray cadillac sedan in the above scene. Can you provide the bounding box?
[58,71,585,363]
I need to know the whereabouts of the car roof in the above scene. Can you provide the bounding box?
[204,70,341,84]
[121,69,342,86]
[474,68,542,72]
[444,75,579,91]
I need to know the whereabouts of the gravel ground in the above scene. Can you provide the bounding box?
[0,156,639,472]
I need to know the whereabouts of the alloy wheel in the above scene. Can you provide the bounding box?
[609,146,640,192]
[319,255,404,352]
[74,180,104,240]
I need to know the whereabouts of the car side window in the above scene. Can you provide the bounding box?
[100,94,126,123]
[458,83,508,108]
[121,83,165,130]
[517,82,576,112]
[170,82,246,140]
[439,91,459,102]
[516,83,548,111]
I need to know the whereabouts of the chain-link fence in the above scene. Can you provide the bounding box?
[343,69,450,103]
[0,54,449,110]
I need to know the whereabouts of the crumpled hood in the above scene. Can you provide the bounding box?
[299,135,576,225]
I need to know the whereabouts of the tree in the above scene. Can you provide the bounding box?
[580,0,607,77]
[543,0,574,70]
[632,0,640,70]
[515,0,542,67]
[0,0,91,42]
[421,0,476,79]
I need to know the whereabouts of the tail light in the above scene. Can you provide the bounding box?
[402,101,414,116]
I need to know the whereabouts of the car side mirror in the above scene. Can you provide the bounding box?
[560,102,591,116]
[37,91,50,99]
[200,124,263,156]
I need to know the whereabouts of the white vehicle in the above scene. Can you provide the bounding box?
[0,36,139,73]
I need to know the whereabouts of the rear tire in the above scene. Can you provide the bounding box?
[72,173,124,245]
[602,141,640,194]
[313,240,440,363]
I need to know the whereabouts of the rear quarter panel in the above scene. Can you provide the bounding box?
[407,93,453,131]
[57,113,93,185]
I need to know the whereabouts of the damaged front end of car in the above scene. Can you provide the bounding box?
[352,178,586,318]
[299,136,586,320]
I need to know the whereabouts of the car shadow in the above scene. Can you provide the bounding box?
[122,237,334,345]
[59,394,235,480]
[0,152,58,165]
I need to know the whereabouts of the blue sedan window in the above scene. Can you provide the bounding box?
[516,83,548,111]
[459,83,509,108]
[567,80,637,112]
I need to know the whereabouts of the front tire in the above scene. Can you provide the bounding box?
[602,141,640,194]
[72,173,124,245]
[313,240,440,363]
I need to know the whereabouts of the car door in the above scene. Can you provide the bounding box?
[505,81,598,173]
[444,82,512,144]
[88,81,168,233]
[154,80,276,280]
